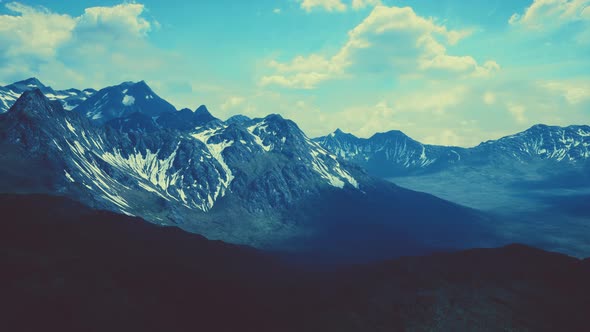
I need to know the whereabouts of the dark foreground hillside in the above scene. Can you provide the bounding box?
[1,194,589,332]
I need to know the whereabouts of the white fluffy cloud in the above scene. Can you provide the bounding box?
[220,96,245,111]
[299,0,347,12]
[510,0,590,42]
[509,0,590,28]
[351,0,382,10]
[507,103,527,124]
[261,5,498,89]
[0,2,184,91]
[0,2,76,57]
[483,91,497,105]
[0,2,154,60]
[540,80,590,104]
[77,3,154,37]
[298,0,381,12]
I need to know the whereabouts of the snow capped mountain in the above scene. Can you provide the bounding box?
[191,114,359,194]
[0,89,361,231]
[315,125,590,178]
[0,84,488,258]
[314,129,464,177]
[0,89,245,214]
[471,124,590,164]
[0,78,95,113]
[73,80,176,124]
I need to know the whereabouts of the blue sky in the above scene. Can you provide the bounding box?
[0,0,589,146]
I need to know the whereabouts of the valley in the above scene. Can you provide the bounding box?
[315,127,590,258]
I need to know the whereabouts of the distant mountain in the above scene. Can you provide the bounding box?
[73,80,176,124]
[105,105,222,133]
[226,114,251,125]
[0,87,491,262]
[0,77,95,113]
[2,194,589,332]
[468,124,590,165]
[316,124,590,259]
[315,124,590,178]
[155,105,222,130]
[314,129,464,177]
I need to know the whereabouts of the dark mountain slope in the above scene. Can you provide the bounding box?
[1,194,589,332]
[0,194,291,332]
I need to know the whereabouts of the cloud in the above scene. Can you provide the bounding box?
[299,0,347,12]
[0,2,76,57]
[298,0,382,12]
[0,2,156,62]
[351,0,382,10]
[509,0,590,42]
[260,55,341,89]
[261,5,497,89]
[220,96,245,111]
[483,91,496,105]
[77,3,153,37]
[509,0,590,28]
[273,8,281,14]
[540,80,590,104]
[507,103,527,124]
[0,1,205,105]
[0,2,154,60]
[425,129,463,146]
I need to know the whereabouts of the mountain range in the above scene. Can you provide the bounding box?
[314,120,590,259]
[1,77,588,261]
[0,77,96,113]
[0,78,496,262]
[314,125,590,178]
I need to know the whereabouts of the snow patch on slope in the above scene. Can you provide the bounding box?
[102,147,181,194]
[122,95,135,106]
[191,125,235,208]
[247,122,272,152]
[64,138,131,212]
[308,140,358,189]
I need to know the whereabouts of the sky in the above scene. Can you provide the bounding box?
[0,0,589,146]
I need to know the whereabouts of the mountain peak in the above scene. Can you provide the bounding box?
[264,113,285,122]
[528,124,550,131]
[329,128,354,138]
[370,129,410,141]
[125,80,155,95]
[75,79,176,124]
[14,88,47,105]
[384,129,405,135]
[5,77,50,94]
[8,89,63,118]
[12,77,45,88]
[225,114,251,125]
[195,104,211,115]
[132,80,151,90]
[194,105,217,123]
[320,128,359,143]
